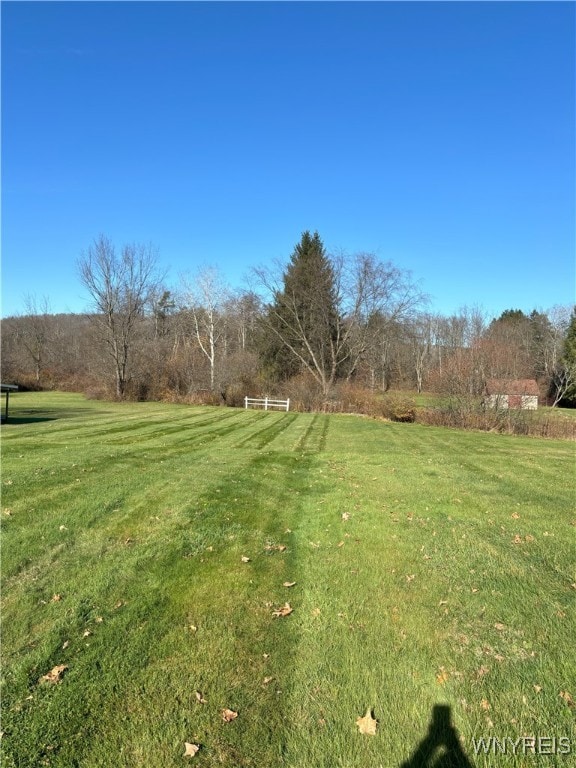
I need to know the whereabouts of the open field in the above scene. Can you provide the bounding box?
[1,393,575,767]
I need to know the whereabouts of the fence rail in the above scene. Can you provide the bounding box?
[244,396,290,412]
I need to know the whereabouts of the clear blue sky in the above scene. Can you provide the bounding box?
[2,1,574,319]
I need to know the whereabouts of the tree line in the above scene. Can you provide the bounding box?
[2,232,575,408]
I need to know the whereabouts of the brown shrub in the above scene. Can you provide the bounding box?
[417,400,576,439]
[282,374,325,412]
[184,390,222,407]
[84,384,113,401]
[379,393,417,423]
[331,383,371,414]
[328,384,416,422]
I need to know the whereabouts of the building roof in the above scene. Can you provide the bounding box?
[485,379,539,396]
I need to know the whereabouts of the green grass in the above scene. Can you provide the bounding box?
[1,392,575,767]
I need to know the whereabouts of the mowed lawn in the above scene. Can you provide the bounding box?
[1,393,574,768]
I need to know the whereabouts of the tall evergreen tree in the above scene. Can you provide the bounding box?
[528,309,554,379]
[260,231,342,392]
[559,308,576,404]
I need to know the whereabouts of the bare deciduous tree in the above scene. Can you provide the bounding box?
[550,365,576,407]
[18,295,52,382]
[224,291,262,352]
[182,267,230,391]
[342,252,428,386]
[407,314,436,393]
[78,235,161,398]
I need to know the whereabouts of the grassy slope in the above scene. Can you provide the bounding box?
[1,393,574,767]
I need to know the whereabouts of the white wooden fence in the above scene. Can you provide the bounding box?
[244,396,290,412]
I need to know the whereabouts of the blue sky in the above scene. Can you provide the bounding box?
[2,1,574,319]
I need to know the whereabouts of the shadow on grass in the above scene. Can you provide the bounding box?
[1,408,98,425]
[400,705,474,768]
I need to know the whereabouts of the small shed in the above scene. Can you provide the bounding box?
[1,384,18,423]
[484,379,539,410]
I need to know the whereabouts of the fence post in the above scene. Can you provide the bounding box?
[244,396,248,409]
[264,396,268,411]
[286,398,290,412]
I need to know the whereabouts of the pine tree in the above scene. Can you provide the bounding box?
[261,231,342,392]
[560,308,576,404]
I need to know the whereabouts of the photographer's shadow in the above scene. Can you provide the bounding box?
[400,705,475,768]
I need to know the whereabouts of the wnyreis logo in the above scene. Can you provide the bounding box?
[472,736,572,756]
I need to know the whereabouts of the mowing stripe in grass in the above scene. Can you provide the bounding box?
[233,412,299,450]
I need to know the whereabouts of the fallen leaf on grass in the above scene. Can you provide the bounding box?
[272,603,293,618]
[262,676,274,685]
[494,623,506,631]
[559,691,575,708]
[283,581,296,588]
[222,708,238,722]
[51,594,62,602]
[341,512,351,521]
[264,543,286,553]
[194,691,207,704]
[184,742,200,757]
[436,668,449,685]
[480,699,491,711]
[40,665,68,684]
[241,556,251,563]
[475,666,490,679]
[356,708,377,735]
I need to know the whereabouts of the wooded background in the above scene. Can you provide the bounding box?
[2,232,575,411]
